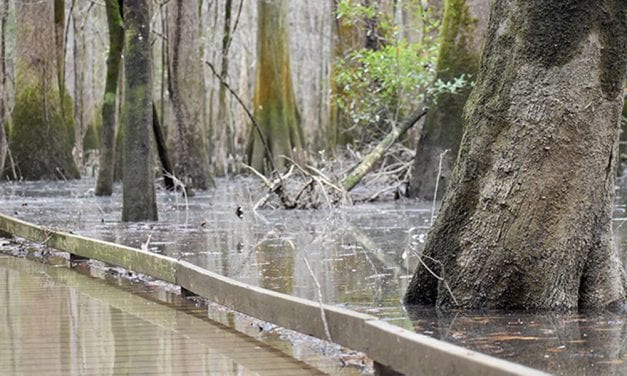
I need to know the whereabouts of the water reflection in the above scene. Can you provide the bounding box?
[0,177,426,308]
[0,255,328,375]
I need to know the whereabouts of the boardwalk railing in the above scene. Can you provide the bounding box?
[0,213,547,376]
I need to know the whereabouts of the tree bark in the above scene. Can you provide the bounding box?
[246,0,304,174]
[213,0,234,177]
[122,0,157,222]
[405,0,627,310]
[95,0,124,196]
[8,0,79,180]
[0,0,8,173]
[166,0,212,190]
[408,0,489,200]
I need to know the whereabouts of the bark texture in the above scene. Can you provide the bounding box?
[408,0,489,200]
[8,0,79,180]
[167,0,212,189]
[246,0,303,174]
[405,0,627,310]
[213,0,234,177]
[95,0,124,196]
[0,0,7,173]
[122,0,157,222]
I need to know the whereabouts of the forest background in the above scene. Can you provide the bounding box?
[0,0,489,211]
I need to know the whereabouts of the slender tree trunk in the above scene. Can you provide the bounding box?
[8,0,79,180]
[95,0,124,196]
[408,0,489,200]
[122,0,157,222]
[167,0,212,190]
[0,0,8,173]
[246,0,304,174]
[405,0,627,310]
[213,0,233,177]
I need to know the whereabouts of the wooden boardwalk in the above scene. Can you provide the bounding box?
[0,213,548,376]
[0,255,328,375]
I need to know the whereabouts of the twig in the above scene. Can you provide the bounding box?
[163,171,189,225]
[242,163,271,187]
[303,255,333,343]
[408,248,458,306]
[431,149,449,224]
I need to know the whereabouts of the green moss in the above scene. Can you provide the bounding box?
[83,120,101,151]
[6,83,79,180]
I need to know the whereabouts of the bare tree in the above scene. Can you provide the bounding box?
[166,0,212,190]
[246,0,303,174]
[8,0,78,180]
[121,0,157,221]
[0,0,8,173]
[95,0,124,196]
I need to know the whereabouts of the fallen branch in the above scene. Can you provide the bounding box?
[340,104,428,192]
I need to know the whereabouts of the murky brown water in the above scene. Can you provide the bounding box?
[2,176,627,374]
[0,253,361,375]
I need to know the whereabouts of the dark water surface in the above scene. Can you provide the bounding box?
[1,176,627,375]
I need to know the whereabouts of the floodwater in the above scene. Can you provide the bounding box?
[1,176,627,375]
[0,253,340,375]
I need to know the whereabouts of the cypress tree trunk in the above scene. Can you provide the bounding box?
[95,0,124,196]
[121,0,157,222]
[167,0,212,190]
[408,0,488,200]
[8,0,79,180]
[405,0,627,310]
[246,0,303,174]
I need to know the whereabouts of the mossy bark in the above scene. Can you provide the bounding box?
[95,0,124,196]
[408,0,488,200]
[246,0,304,174]
[405,0,627,310]
[6,0,79,180]
[166,0,212,189]
[121,0,157,222]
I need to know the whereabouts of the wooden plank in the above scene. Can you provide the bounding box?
[363,320,547,376]
[0,213,177,283]
[176,260,375,351]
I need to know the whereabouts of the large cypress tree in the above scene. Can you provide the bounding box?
[8,0,79,180]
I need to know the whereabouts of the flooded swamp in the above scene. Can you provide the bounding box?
[2,176,627,375]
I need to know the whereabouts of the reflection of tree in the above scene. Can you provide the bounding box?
[406,307,627,375]
[255,237,295,294]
